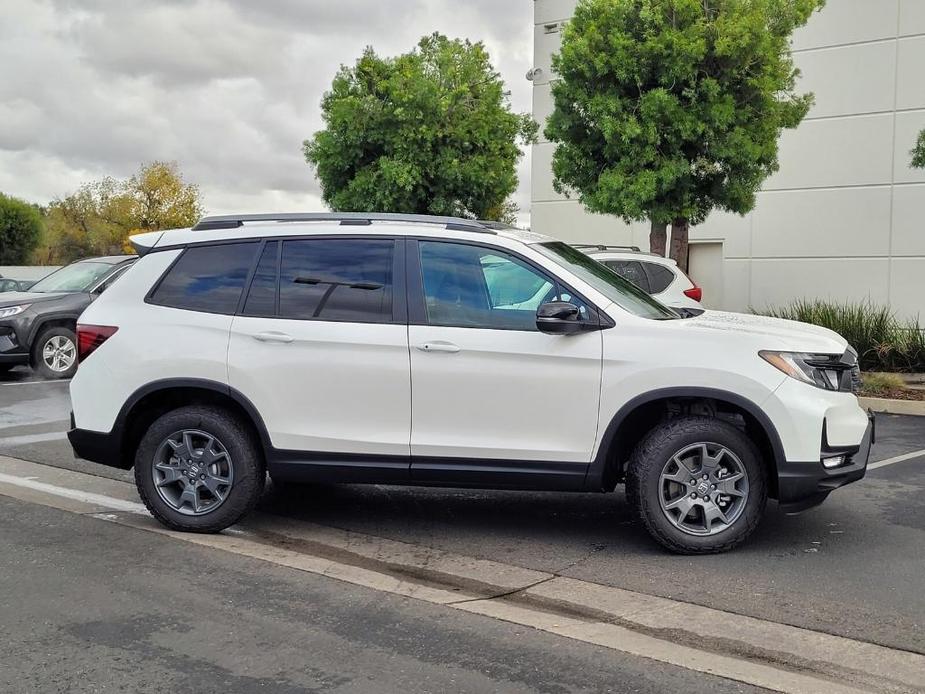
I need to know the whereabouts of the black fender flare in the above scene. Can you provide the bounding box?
[114,377,273,456]
[584,387,786,491]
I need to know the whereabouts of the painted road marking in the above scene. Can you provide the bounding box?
[869,448,925,470]
[0,471,147,513]
[0,379,70,387]
[0,431,68,447]
[0,456,921,694]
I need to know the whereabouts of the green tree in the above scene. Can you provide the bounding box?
[545,0,824,270]
[912,129,925,169]
[0,193,43,264]
[304,33,538,221]
[41,162,203,263]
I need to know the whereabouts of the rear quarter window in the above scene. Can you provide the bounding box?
[603,260,651,293]
[149,242,258,314]
[642,262,675,294]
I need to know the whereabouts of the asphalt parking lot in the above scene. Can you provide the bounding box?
[2,364,924,661]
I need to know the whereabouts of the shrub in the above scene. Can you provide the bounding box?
[760,299,925,372]
[861,372,906,395]
[0,192,42,264]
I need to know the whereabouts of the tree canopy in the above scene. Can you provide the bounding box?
[912,129,925,169]
[304,33,538,222]
[39,161,203,263]
[0,193,43,265]
[545,0,824,267]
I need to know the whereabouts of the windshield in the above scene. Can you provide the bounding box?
[533,242,678,320]
[29,262,114,293]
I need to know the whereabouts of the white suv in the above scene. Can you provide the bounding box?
[577,245,704,309]
[68,213,873,554]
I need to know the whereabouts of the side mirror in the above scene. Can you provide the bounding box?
[536,301,589,334]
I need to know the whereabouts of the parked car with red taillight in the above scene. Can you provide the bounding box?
[575,245,703,310]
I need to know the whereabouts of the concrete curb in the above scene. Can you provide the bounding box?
[858,396,925,417]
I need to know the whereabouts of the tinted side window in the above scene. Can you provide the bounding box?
[243,241,279,315]
[603,260,650,293]
[420,241,580,331]
[643,262,674,294]
[150,243,257,314]
[279,239,393,322]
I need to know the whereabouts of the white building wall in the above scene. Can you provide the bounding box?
[530,0,925,318]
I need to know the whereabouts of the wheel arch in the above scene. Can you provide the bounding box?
[587,387,785,498]
[28,314,79,356]
[114,378,271,470]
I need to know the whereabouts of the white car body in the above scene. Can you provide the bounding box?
[581,248,703,309]
[68,214,873,552]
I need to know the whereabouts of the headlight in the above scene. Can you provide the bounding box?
[0,304,29,319]
[759,350,853,391]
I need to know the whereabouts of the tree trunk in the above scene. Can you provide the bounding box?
[649,220,668,257]
[669,218,690,273]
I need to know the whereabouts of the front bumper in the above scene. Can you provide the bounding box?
[0,321,30,364]
[777,411,874,513]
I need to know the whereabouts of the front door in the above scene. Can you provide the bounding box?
[227,236,411,479]
[407,239,603,485]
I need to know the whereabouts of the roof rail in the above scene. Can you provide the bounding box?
[192,212,495,234]
[572,243,641,252]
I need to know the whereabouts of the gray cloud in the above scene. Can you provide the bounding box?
[3,0,536,222]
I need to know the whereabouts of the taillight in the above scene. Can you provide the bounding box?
[683,286,702,302]
[77,325,118,363]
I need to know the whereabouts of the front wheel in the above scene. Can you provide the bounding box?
[134,405,265,533]
[626,416,767,554]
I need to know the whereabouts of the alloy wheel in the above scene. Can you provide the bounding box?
[42,335,76,373]
[151,429,234,516]
[657,442,749,536]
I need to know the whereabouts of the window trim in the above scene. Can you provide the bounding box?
[406,237,611,332]
[235,235,406,326]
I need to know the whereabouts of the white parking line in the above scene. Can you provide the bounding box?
[0,379,70,387]
[869,448,925,470]
[0,431,67,447]
[0,472,147,513]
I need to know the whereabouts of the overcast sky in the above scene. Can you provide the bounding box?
[1,0,536,224]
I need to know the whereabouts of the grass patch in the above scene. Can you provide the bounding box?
[760,299,925,372]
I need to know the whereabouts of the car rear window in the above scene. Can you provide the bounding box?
[149,243,258,314]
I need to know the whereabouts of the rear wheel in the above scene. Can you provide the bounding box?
[31,326,78,379]
[134,406,265,533]
[626,416,767,554]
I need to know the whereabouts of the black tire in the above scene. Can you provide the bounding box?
[31,326,78,379]
[626,416,767,554]
[134,405,265,533]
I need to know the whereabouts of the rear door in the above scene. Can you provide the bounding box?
[227,236,411,478]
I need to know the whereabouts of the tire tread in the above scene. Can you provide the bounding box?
[626,416,767,555]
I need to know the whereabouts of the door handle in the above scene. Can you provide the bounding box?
[415,341,460,353]
[253,331,294,344]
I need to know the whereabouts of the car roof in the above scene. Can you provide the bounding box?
[130,213,553,255]
[584,249,678,267]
